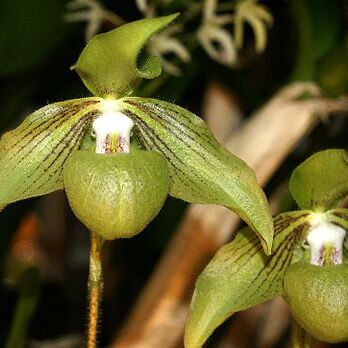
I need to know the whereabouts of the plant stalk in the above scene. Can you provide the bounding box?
[87,231,104,348]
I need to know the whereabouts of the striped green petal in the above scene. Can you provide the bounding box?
[119,97,274,253]
[0,97,101,207]
[184,211,311,348]
[326,208,348,258]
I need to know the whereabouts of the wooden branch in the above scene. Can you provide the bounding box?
[111,82,346,348]
[258,297,291,348]
[216,296,291,348]
[203,81,242,143]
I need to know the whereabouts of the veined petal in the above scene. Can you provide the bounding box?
[327,209,348,231]
[119,97,274,253]
[185,211,310,348]
[326,208,348,258]
[0,98,101,206]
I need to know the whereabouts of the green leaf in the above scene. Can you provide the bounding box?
[289,149,348,210]
[75,14,179,98]
[120,97,274,253]
[184,211,310,348]
[0,98,101,206]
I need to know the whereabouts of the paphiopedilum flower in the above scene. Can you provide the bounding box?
[0,15,273,250]
[197,0,237,66]
[135,0,156,18]
[65,0,125,41]
[147,24,191,76]
[233,0,273,53]
[185,149,348,347]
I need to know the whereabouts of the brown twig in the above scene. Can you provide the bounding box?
[111,82,347,348]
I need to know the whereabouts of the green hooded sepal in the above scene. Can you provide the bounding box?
[289,149,348,210]
[63,149,170,239]
[75,14,179,98]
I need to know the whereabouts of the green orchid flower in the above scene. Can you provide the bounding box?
[185,149,348,347]
[0,14,273,250]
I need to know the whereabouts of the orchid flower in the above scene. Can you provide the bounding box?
[135,0,156,18]
[185,149,348,347]
[0,15,273,251]
[234,0,273,53]
[197,0,237,66]
[148,25,191,76]
[135,0,191,75]
[65,0,124,41]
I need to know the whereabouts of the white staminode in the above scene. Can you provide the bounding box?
[307,214,346,266]
[93,99,134,154]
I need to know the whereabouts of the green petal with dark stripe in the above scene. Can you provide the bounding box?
[0,97,101,206]
[119,97,273,253]
[326,208,348,258]
[184,211,311,348]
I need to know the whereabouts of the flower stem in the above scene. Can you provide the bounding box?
[87,231,104,348]
[291,320,314,348]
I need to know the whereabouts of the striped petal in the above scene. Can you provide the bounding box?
[185,211,311,348]
[119,97,273,253]
[326,208,348,258]
[0,97,101,206]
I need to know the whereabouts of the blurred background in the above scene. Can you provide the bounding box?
[1,0,348,347]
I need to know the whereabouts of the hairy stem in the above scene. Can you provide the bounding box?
[87,231,104,348]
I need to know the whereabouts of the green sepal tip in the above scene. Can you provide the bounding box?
[75,13,179,98]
